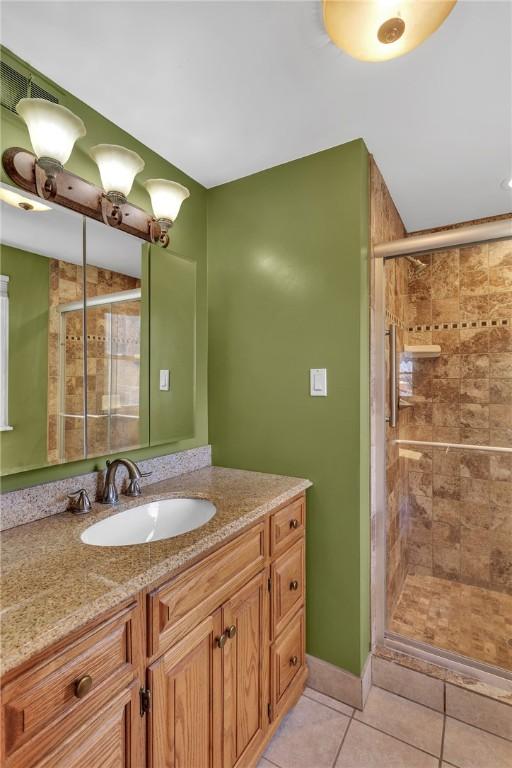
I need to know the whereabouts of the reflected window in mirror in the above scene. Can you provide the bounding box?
[0,182,85,473]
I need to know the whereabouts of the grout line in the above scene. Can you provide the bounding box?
[331,708,356,767]
[373,682,445,715]
[444,715,512,744]
[367,683,512,744]
[302,689,355,717]
[350,718,443,760]
[260,757,281,768]
[438,712,447,768]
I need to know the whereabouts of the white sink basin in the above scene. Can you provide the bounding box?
[80,498,216,547]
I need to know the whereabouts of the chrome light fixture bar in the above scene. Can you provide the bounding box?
[4,98,190,246]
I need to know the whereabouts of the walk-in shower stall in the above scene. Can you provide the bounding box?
[374,219,512,680]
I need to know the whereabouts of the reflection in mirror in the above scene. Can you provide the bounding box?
[83,217,148,459]
[0,181,85,473]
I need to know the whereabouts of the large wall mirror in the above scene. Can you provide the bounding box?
[0,181,195,476]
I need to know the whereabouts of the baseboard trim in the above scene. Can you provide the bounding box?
[306,653,372,710]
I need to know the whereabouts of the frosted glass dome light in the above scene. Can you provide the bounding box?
[323,1,457,62]
[90,144,145,201]
[16,98,86,166]
[143,179,190,224]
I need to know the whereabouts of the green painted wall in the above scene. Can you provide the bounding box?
[0,47,372,677]
[150,248,196,445]
[0,246,49,471]
[0,47,208,492]
[207,141,370,675]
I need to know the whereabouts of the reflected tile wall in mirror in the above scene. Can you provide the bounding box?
[83,217,148,460]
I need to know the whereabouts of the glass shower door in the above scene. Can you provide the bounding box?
[384,238,512,674]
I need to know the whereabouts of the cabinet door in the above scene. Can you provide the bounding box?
[222,570,269,768]
[33,682,141,768]
[148,611,223,768]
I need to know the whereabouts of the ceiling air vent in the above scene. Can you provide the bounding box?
[0,60,58,114]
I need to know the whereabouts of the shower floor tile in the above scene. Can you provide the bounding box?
[390,574,512,671]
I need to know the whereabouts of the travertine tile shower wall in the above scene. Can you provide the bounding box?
[400,239,512,594]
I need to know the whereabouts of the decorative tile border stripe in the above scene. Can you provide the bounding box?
[385,310,406,330]
[0,445,212,531]
[408,317,510,333]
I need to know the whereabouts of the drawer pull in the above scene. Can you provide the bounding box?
[290,580,299,591]
[289,519,299,530]
[290,655,299,667]
[227,624,237,639]
[217,633,227,648]
[74,674,93,699]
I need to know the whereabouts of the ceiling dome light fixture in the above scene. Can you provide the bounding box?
[323,1,457,62]
[0,187,51,212]
[16,98,86,198]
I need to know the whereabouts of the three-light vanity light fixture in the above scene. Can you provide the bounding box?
[5,98,190,247]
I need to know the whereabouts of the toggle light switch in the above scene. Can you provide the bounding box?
[159,369,170,391]
[310,368,327,396]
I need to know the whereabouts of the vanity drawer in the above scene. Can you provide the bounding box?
[271,537,305,637]
[270,496,305,557]
[148,521,267,657]
[271,609,305,716]
[2,601,140,763]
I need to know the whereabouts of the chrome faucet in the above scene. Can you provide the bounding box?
[101,458,151,504]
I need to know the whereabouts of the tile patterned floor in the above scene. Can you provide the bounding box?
[389,573,512,671]
[259,686,512,768]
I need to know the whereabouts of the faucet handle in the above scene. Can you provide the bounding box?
[141,470,152,478]
[67,489,92,514]
[125,478,142,497]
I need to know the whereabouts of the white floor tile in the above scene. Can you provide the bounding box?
[335,720,438,768]
[355,686,444,756]
[443,717,512,768]
[264,695,350,768]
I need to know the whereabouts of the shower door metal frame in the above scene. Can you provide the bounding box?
[372,216,512,686]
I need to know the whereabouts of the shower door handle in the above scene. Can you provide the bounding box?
[386,324,398,428]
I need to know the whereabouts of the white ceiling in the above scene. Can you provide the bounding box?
[1,1,511,231]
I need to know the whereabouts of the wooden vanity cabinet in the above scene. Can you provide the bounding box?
[1,493,307,768]
[148,569,269,768]
[1,599,144,768]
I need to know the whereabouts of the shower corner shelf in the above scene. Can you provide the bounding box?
[404,344,441,359]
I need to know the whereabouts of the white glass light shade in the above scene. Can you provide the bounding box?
[144,179,190,223]
[323,1,457,62]
[90,144,145,197]
[16,98,86,164]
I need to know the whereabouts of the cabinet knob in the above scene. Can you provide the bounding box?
[217,633,227,649]
[227,624,237,639]
[290,579,299,591]
[74,674,93,699]
[289,518,299,530]
[290,655,299,667]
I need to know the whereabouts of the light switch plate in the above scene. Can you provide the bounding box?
[159,369,170,391]
[310,368,327,396]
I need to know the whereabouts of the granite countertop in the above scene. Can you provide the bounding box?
[0,466,311,677]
